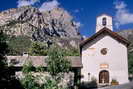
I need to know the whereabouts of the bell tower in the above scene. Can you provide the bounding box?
[96,14,113,32]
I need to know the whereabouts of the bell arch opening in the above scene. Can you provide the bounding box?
[102,17,107,26]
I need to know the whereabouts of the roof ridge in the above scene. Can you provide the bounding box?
[80,27,130,48]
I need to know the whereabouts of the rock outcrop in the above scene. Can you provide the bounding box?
[117,30,133,52]
[0,6,81,48]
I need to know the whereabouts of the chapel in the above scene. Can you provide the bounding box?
[6,14,130,86]
[80,14,130,85]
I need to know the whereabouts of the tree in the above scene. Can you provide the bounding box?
[45,46,71,89]
[0,31,8,66]
[29,42,48,56]
[128,52,133,74]
[0,30,12,88]
[47,46,71,80]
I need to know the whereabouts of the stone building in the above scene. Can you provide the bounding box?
[7,56,82,86]
[80,14,130,85]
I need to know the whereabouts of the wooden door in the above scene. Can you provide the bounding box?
[99,70,109,83]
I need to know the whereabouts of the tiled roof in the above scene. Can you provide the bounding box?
[80,27,130,48]
[7,56,82,68]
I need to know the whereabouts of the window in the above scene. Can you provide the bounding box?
[10,59,19,65]
[101,48,108,55]
[88,73,90,81]
[102,17,107,26]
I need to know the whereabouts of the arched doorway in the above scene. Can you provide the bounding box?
[99,70,109,83]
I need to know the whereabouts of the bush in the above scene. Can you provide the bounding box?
[21,73,39,89]
[22,61,34,74]
[41,77,58,89]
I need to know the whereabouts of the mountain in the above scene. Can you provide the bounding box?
[0,6,81,49]
[117,29,133,52]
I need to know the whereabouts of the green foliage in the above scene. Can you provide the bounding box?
[22,61,34,74]
[0,30,9,67]
[0,30,14,89]
[0,31,9,57]
[6,34,79,56]
[111,79,118,83]
[29,42,80,56]
[21,73,39,89]
[21,61,39,89]
[41,77,69,89]
[63,48,80,56]
[52,43,80,56]
[41,77,58,89]
[36,66,45,72]
[29,42,49,56]
[47,46,71,79]
[7,36,32,55]
[21,59,70,89]
[128,52,133,74]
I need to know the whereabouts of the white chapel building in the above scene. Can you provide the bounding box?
[80,14,130,85]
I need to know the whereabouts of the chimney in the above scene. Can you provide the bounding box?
[23,52,29,57]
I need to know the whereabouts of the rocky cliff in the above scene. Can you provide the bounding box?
[0,6,81,48]
[117,30,133,52]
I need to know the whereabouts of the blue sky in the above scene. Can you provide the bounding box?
[0,0,133,37]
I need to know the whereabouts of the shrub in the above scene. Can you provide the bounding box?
[21,73,39,89]
[22,61,34,74]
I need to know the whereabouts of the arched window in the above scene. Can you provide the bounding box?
[102,17,107,26]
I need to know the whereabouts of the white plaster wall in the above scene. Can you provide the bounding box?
[96,15,113,32]
[81,35,129,84]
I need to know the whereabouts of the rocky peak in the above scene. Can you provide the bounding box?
[117,29,133,52]
[0,6,81,48]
